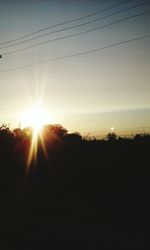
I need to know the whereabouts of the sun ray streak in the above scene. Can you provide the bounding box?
[27,129,38,168]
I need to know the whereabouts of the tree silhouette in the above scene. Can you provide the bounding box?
[106,132,117,141]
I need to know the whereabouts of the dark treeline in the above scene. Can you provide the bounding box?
[0,124,149,249]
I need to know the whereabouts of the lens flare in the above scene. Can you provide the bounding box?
[22,104,51,170]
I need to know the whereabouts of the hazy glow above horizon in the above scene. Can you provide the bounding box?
[0,0,150,134]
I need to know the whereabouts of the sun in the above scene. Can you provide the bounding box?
[22,104,52,133]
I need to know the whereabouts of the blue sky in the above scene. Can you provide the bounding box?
[0,0,150,134]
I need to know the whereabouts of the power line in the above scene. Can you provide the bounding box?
[0,0,149,50]
[2,10,150,56]
[0,34,149,73]
[0,0,132,45]
[0,0,132,46]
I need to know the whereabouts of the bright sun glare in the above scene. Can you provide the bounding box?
[22,104,51,168]
[22,104,52,133]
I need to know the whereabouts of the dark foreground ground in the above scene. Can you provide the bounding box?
[0,129,149,249]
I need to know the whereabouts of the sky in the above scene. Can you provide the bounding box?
[0,0,150,135]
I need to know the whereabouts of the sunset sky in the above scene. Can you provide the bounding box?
[0,0,150,135]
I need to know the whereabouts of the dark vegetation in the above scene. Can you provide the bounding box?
[0,124,149,249]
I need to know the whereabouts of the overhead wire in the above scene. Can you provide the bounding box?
[0,0,149,50]
[0,0,132,46]
[2,10,150,56]
[0,34,149,73]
